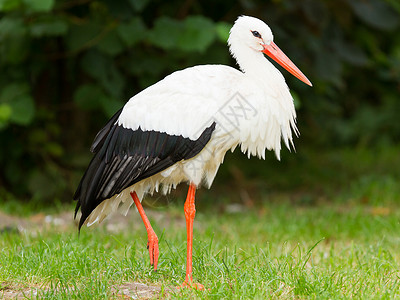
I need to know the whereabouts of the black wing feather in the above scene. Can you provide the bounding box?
[90,108,123,153]
[74,110,216,229]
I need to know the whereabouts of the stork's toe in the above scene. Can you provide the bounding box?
[147,232,159,270]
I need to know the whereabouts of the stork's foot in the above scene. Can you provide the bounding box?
[178,279,205,290]
[147,230,159,270]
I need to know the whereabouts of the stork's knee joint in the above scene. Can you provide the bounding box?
[184,203,196,219]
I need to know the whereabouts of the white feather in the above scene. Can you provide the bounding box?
[85,16,300,226]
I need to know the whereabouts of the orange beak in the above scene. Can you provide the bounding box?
[262,41,312,87]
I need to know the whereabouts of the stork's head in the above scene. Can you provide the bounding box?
[228,16,274,52]
[228,16,312,86]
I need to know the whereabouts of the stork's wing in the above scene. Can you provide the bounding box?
[117,65,243,140]
[74,108,216,229]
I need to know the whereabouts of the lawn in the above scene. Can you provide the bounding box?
[1,147,400,299]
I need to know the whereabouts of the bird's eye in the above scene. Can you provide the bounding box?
[251,31,262,38]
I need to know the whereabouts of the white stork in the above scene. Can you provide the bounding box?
[74,15,312,289]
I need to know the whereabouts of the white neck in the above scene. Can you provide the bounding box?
[229,41,286,89]
[228,39,299,158]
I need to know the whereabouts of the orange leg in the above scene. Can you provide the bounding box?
[130,192,159,271]
[179,183,204,290]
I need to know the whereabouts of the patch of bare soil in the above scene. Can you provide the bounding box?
[112,282,165,299]
[0,282,45,300]
[0,282,166,299]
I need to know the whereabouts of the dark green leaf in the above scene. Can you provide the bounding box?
[73,84,107,110]
[128,0,149,12]
[178,16,216,52]
[29,18,68,37]
[0,17,26,39]
[9,94,35,125]
[96,31,125,56]
[0,38,29,64]
[314,51,343,87]
[149,17,182,50]
[122,50,167,78]
[117,18,147,47]
[348,0,399,30]
[149,16,216,52]
[81,50,109,80]
[100,97,124,117]
[0,83,35,125]
[45,142,64,157]
[333,41,369,66]
[0,18,28,63]
[386,0,400,14]
[0,0,21,11]
[66,23,102,52]
[0,103,12,128]
[0,82,29,102]
[23,0,54,12]
[81,50,125,99]
[216,21,231,42]
[101,64,125,98]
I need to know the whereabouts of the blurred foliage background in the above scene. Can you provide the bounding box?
[0,0,399,205]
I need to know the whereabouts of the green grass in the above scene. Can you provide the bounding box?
[1,146,400,298]
[0,198,399,299]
